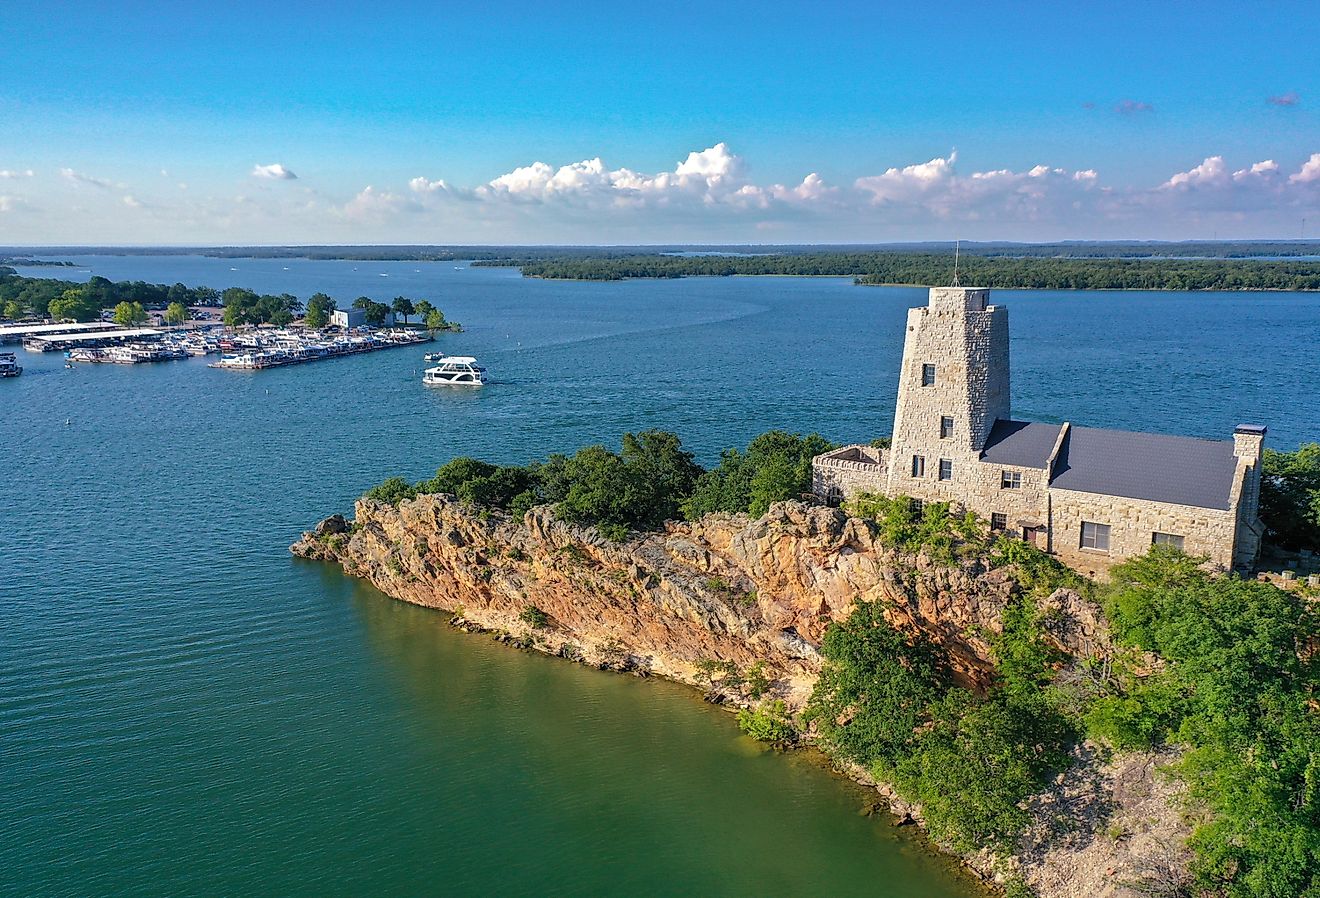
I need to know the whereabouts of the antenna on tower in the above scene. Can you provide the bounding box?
[951,239,961,287]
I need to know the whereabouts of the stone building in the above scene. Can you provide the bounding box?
[812,286,1266,575]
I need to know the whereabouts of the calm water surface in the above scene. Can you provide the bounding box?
[3,257,1317,897]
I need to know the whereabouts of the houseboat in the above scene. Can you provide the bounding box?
[422,356,486,386]
[0,352,21,377]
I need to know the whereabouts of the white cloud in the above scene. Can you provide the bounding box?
[11,143,1320,242]
[0,195,20,212]
[1232,160,1278,180]
[1289,153,1320,183]
[251,163,298,180]
[1162,156,1228,189]
[60,167,113,188]
[0,169,34,179]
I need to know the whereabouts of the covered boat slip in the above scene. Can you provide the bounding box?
[23,328,164,351]
[0,321,123,343]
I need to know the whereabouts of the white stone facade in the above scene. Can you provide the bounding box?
[812,286,1266,575]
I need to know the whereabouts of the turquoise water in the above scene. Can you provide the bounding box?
[4,258,1318,897]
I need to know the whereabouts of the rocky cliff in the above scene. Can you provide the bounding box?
[292,496,1105,702]
[291,496,1183,898]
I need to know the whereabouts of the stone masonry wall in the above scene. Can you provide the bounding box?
[1048,488,1238,576]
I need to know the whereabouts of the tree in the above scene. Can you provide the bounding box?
[619,430,703,526]
[391,296,415,324]
[48,287,101,322]
[3,299,24,320]
[164,302,188,326]
[112,301,148,327]
[414,299,434,322]
[424,309,447,331]
[1260,444,1320,551]
[304,293,336,329]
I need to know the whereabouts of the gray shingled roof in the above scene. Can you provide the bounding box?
[1048,426,1238,510]
[980,420,1064,469]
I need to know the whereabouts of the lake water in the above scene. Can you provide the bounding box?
[3,257,1318,897]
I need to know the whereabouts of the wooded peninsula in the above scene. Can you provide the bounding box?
[474,251,1320,291]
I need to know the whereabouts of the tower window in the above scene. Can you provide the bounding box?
[990,512,1007,531]
[911,455,926,477]
[1001,470,1022,489]
[1080,521,1111,551]
[940,416,954,439]
[921,364,936,386]
[1152,532,1185,550]
[938,459,953,481]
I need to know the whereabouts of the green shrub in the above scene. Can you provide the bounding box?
[1093,548,1320,897]
[843,493,987,565]
[737,700,795,744]
[805,599,1073,852]
[519,605,549,628]
[1259,443,1320,551]
[744,661,771,699]
[363,476,417,505]
[418,457,498,496]
[683,431,835,520]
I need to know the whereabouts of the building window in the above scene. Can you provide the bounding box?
[910,498,924,515]
[825,486,844,508]
[1001,470,1022,489]
[938,459,952,481]
[1080,521,1111,552]
[921,363,936,386]
[911,455,925,477]
[940,416,954,439]
[990,512,1007,531]
[1152,531,1185,550]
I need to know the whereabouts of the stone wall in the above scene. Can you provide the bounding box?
[1047,488,1238,576]
[812,445,889,500]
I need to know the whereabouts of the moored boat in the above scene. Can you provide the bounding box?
[0,352,21,377]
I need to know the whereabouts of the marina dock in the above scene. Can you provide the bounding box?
[208,328,431,370]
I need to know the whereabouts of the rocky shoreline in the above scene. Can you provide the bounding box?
[292,495,1188,897]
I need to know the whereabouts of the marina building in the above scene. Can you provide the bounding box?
[812,287,1265,575]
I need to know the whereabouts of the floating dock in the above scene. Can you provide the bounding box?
[209,328,431,370]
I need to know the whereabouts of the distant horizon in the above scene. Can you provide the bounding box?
[5,238,1320,252]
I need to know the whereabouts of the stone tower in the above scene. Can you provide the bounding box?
[885,287,1010,499]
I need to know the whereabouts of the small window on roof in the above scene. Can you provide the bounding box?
[921,364,937,386]
[1152,532,1185,550]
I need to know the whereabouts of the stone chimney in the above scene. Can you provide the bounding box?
[1233,424,1267,527]
[1233,424,1266,463]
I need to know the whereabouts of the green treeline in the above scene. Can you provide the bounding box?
[475,252,1320,291]
[0,267,451,328]
[362,429,834,541]
[0,268,224,321]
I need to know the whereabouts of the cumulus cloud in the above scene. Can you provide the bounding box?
[0,169,34,179]
[1268,92,1300,107]
[1291,153,1320,184]
[14,143,1320,242]
[60,167,113,188]
[1162,156,1229,189]
[251,163,298,180]
[1115,99,1154,115]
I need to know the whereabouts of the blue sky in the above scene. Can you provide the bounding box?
[1,0,1317,243]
